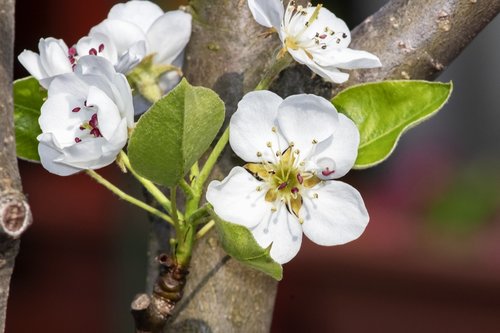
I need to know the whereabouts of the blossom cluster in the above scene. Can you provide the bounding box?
[18,0,375,264]
[19,0,192,175]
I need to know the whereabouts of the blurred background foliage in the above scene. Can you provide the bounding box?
[9,0,500,332]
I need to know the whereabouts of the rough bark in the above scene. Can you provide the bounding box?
[147,0,500,332]
[274,0,500,97]
[0,0,32,331]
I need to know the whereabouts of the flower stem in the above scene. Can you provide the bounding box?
[119,151,175,216]
[179,178,195,198]
[254,52,294,91]
[194,127,230,196]
[195,220,215,240]
[86,170,174,226]
[186,204,212,225]
[170,186,181,228]
[190,162,200,180]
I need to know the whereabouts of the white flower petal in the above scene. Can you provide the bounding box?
[18,50,47,82]
[108,0,164,32]
[147,10,192,65]
[39,38,72,77]
[102,118,128,158]
[47,72,88,98]
[87,86,122,140]
[76,33,118,65]
[229,90,285,163]
[110,74,135,127]
[287,48,350,83]
[301,181,369,246]
[39,93,85,147]
[207,167,272,229]
[277,94,338,158]
[248,0,284,29]
[300,7,351,47]
[60,138,108,167]
[312,113,360,179]
[90,19,148,56]
[318,48,382,69]
[38,133,82,176]
[251,204,302,264]
[115,40,147,73]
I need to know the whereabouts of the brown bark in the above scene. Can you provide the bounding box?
[140,0,500,332]
[0,0,32,331]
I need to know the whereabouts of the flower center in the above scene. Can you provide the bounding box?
[281,1,349,59]
[73,102,103,143]
[245,142,322,222]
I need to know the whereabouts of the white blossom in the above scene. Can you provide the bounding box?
[207,91,369,264]
[37,56,134,176]
[79,0,192,80]
[18,38,73,89]
[248,0,381,83]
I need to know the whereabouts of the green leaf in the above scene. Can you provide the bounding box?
[128,78,225,186]
[214,217,283,281]
[13,77,46,162]
[333,80,453,169]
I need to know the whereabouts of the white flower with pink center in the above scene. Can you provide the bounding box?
[18,38,74,89]
[248,0,381,83]
[37,56,134,176]
[206,91,369,264]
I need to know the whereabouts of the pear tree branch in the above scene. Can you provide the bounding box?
[0,0,33,331]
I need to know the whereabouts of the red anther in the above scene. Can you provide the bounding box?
[74,137,82,143]
[297,173,304,185]
[322,168,335,177]
[69,56,76,64]
[72,64,76,71]
[89,113,98,128]
[98,44,105,53]
[90,128,102,137]
[278,182,288,191]
[89,48,97,56]
[291,187,299,195]
[72,107,81,113]
[319,34,327,39]
[68,47,77,56]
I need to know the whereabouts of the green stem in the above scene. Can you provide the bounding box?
[179,178,195,198]
[195,220,215,240]
[187,204,212,225]
[190,162,200,181]
[86,170,174,225]
[119,151,175,216]
[170,186,181,228]
[194,127,229,195]
[254,52,294,91]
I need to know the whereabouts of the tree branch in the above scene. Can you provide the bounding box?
[139,0,500,332]
[0,0,32,331]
